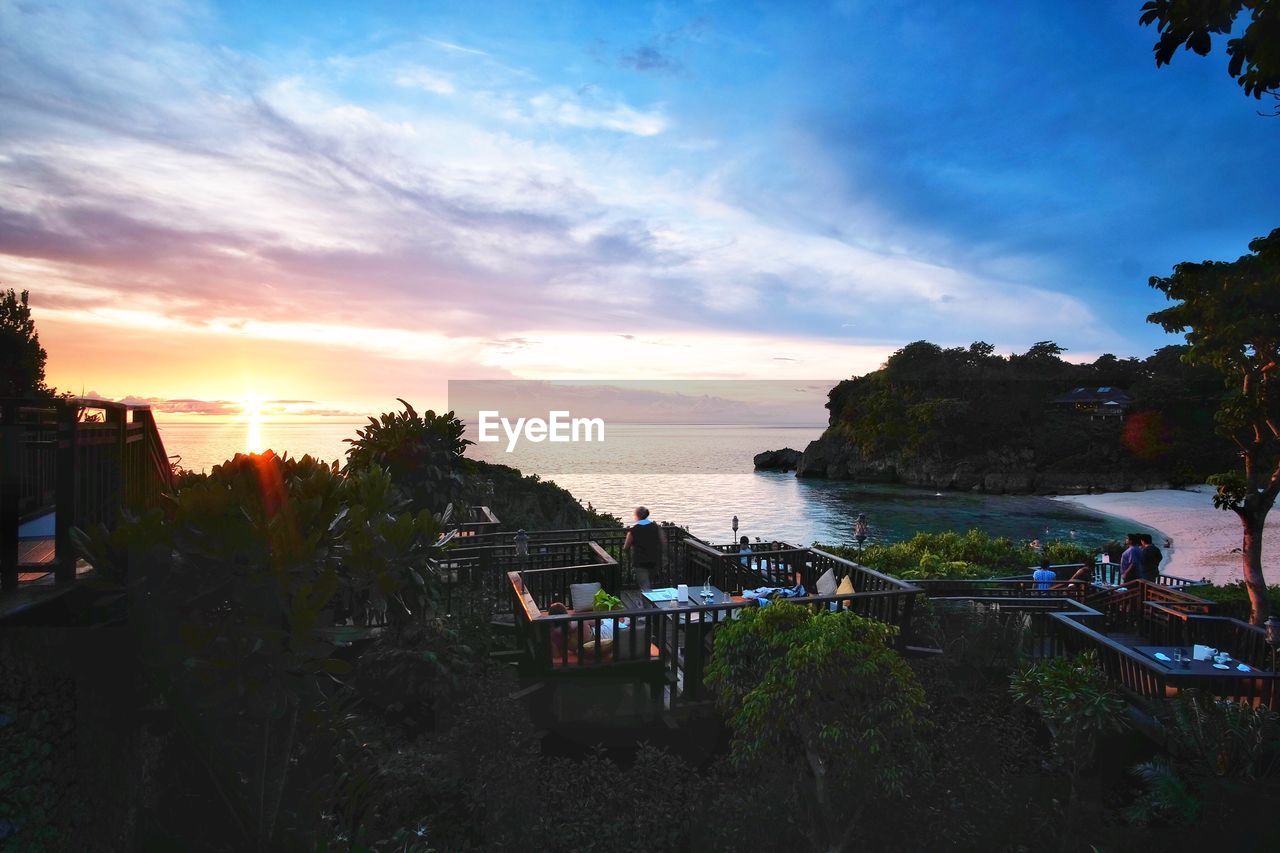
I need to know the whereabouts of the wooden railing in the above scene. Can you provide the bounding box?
[1093,559,1207,588]
[1,398,172,590]
[913,577,1276,709]
[440,539,616,616]
[508,553,922,707]
[455,505,500,537]
[1049,607,1279,710]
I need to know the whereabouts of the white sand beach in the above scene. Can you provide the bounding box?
[1053,485,1280,586]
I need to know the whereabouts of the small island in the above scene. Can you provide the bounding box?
[761,341,1233,495]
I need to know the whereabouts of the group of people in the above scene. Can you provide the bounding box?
[1029,531,1165,592]
[1119,532,1163,583]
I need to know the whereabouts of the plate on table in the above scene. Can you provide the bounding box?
[1213,663,1230,670]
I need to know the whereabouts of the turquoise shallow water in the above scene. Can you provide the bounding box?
[156,420,1130,548]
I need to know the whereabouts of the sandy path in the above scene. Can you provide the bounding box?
[1052,485,1279,586]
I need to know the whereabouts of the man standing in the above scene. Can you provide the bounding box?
[623,506,664,591]
[1139,534,1163,582]
[1119,533,1144,584]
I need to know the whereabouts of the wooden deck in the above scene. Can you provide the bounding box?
[20,537,55,565]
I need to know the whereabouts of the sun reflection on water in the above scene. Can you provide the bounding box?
[242,395,264,453]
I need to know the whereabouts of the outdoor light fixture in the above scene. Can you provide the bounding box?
[1266,615,1280,672]
[732,515,739,539]
[514,529,529,560]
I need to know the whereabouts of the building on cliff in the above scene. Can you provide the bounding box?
[1050,386,1133,421]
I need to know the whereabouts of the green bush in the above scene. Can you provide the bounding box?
[1166,690,1280,779]
[1011,652,1128,816]
[824,529,1094,579]
[1190,581,1280,620]
[707,604,926,851]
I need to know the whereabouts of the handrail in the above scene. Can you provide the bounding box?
[2,397,172,592]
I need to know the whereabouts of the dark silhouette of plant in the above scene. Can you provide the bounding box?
[1010,652,1128,825]
[707,604,926,853]
[1140,0,1280,105]
[344,399,471,515]
[819,339,1231,484]
[1167,689,1280,778]
[72,451,450,850]
[1149,229,1280,623]
[0,288,50,396]
[1124,758,1200,827]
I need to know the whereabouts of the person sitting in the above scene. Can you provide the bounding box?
[1032,559,1057,591]
[738,535,753,567]
[1053,564,1093,592]
[547,601,592,660]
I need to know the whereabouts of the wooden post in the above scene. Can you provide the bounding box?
[55,402,78,583]
[107,404,126,510]
[1,403,20,592]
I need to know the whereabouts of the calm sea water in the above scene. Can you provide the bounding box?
[156,420,1130,548]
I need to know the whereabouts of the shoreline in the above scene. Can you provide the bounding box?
[1051,485,1279,586]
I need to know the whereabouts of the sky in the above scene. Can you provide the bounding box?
[1,0,1277,420]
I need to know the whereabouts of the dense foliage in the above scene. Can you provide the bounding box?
[0,288,50,396]
[824,529,1095,579]
[1149,228,1280,622]
[1189,580,1280,620]
[344,400,620,531]
[72,452,449,849]
[471,460,622,530]
[707,605,926,852]
[345,400,472,515]
[1011,652,1130,818]
[1140,0,1280,101]
[822,340,1230,484]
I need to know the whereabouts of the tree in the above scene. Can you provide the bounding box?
[1148,228,1280,623]
[0,288,49,396]
[706,604,925,853]
[1139,0,1280,105]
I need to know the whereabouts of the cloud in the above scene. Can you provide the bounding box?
[395,66,456,95]
[526,90,666,136]
[620,45,680,74]
[0,0,1167,414]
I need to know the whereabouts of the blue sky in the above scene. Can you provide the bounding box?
[1,0,1275,413]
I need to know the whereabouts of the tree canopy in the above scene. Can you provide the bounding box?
[1140,0,1280,102]
[1148,228,1280,622]
[0,288,50,396]
[823,339,1230,481]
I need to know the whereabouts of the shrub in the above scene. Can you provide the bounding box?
[824,529,1094,579]
[1190,581,1280,620]
[707,604,926,852]
[1011,652,1128,816]
[1124,759,1200,827]
[1166,690,1280,779]
[345,399,472,515]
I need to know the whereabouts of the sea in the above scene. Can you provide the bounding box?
[155,419,1132,549]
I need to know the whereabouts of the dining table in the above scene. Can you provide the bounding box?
[1135,645,1257,675]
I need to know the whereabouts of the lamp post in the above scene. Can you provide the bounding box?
[1265,616,1280,672]
[854,513,868,555]
[732,515,739,543]
[514,529,529,564]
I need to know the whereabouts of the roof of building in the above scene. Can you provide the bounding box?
[1052,386,1134,405]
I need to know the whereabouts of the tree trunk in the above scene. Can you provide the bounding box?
[1241,508,1269,625]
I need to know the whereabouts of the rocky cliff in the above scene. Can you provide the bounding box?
[793,432,1171,495]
